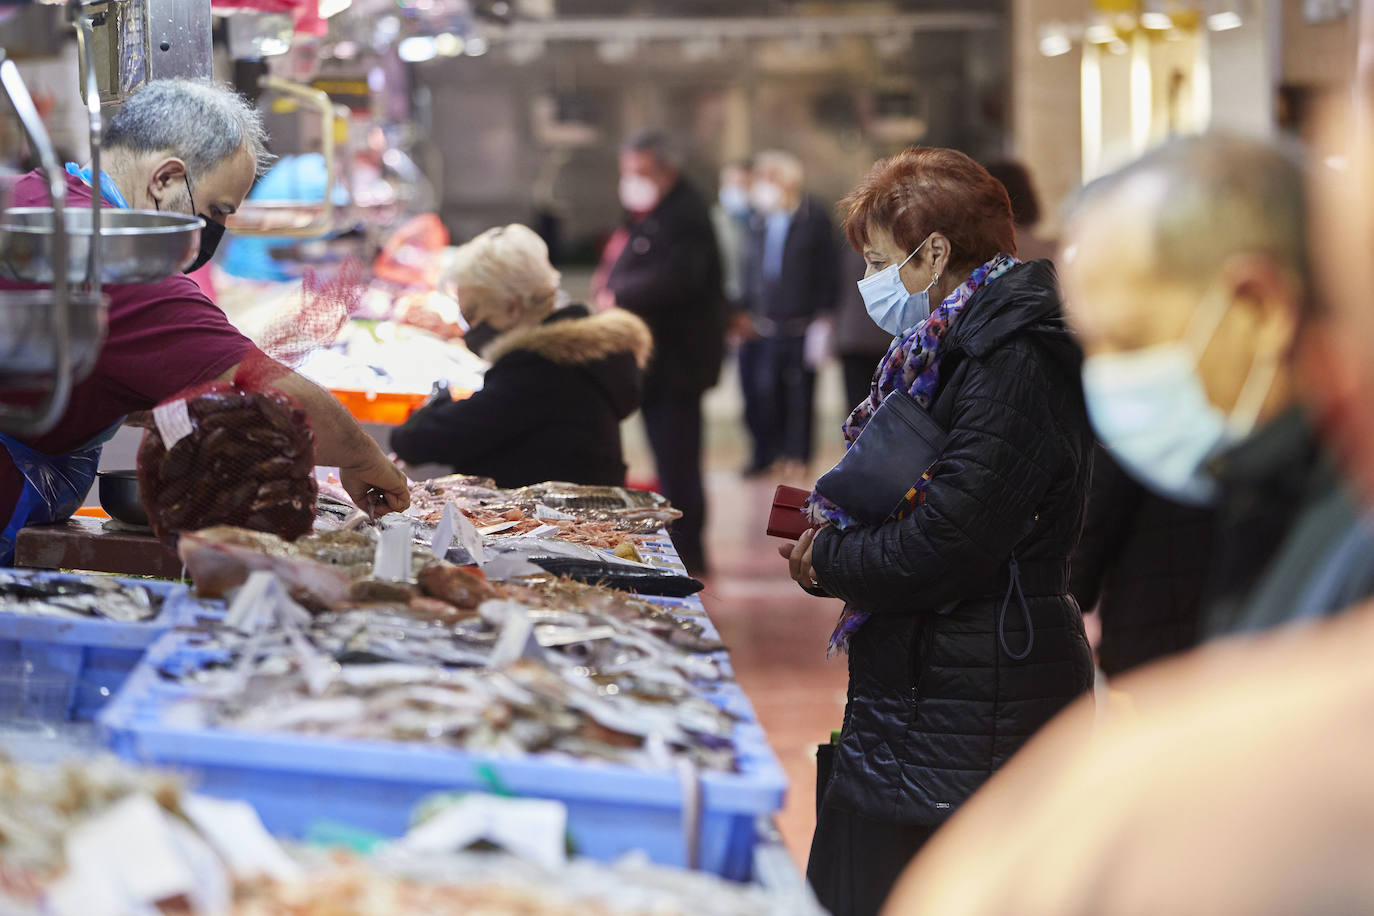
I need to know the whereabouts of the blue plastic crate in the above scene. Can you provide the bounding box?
[99,631,787,880]
[0,573,192,722]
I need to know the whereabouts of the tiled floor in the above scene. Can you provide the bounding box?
[693,468,849,867]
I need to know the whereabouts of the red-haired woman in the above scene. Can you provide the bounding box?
[780,148,1095,915]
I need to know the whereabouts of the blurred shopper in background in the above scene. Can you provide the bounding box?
[738,150,840,478]
[831,244,896,412]
[780,148,1093,916]
[983,159,1057,263]
[391,225,651,488]
[1070,443,1216,676]
[1062,134,1374,638]
[593,132,727,575]
[712,158,753,309]
[883,131,1374,916]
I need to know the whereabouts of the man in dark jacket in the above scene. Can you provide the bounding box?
[738,150,841,475]
[595,132,728,574]
[1070,445,1216,676]
[1063,134,1374,640]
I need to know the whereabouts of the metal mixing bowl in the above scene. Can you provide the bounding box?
[0,208,203,285]
[0,289,106,384]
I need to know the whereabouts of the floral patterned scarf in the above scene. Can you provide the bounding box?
[810,253,1019,655]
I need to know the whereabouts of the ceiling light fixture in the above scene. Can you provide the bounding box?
[398,36,438,62]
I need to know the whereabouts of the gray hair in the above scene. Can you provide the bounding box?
[1068,133,1310,298]
[622,130,681,170]
[441,224,562,320]
[105,79,273,177]
[754,149,805,190]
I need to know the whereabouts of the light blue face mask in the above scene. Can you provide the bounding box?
[1081,283,1278,506]
[857,236,938,336]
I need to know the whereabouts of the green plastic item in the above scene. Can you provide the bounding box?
[303,819,388,854]
[830,729,842,745]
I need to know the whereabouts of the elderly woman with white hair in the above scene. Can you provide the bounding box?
[391,224,652,488]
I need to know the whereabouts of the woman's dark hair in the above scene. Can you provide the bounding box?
[842,147,1017,269]
[983,159,1042,228]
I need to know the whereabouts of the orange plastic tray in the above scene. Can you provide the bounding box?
[329,388,472,425]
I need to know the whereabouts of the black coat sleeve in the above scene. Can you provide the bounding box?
[611,216,721,321]
[389,361,544,469]
[811,341,1067,615]
[1068,444,1142,613]
[810,209,841,318]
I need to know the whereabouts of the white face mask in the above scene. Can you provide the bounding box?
[619,174,660,213]
[750,179,784,214]
[856,237,937,336]
[718,185,750,216]
[1081,284,1279,506]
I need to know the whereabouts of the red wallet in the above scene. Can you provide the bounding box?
[768,484,819,540]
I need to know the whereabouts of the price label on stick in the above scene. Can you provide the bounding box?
[453,503,487,565]
[431,501,456,558]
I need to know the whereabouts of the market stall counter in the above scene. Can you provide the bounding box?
[14,516,184,579]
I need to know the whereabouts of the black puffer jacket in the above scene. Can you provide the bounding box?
[811,259,1095,827]
[390,305,652,488]
[1070,445,1216,676]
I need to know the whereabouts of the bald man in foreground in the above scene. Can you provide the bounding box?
[881,134,1374,915]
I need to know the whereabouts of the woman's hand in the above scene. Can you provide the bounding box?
[779,527,822,590]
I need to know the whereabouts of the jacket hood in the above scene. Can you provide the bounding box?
[486,305,653,419]
[947,259,1081,373]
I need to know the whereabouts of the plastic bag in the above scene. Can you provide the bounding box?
[137,353,317,542]
[0,433,105,565]
[372,213,449,289]
[395,290,466,340]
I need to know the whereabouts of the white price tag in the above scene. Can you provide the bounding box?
[534,503,576,521]
[394,794,568,869]
[431,501,456,558]
[182,794,301,882]
[453,505,487,565]
[152,399,193,450]
[374,515,414,581]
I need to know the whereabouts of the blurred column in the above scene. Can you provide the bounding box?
[720,85,751,164]
[1205,0,1279,135]
[1010,0,1084,237]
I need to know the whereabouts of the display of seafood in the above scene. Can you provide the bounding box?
[139,386,318,542]
[408,477,682,542]
[0,756,183,880]
[234,849,818,916]
[0,574,161,623]
[163,612,735,771]
[0,751,810,916]
[177,527,717,654]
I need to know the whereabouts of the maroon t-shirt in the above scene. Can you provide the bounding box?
[0,170,255,515]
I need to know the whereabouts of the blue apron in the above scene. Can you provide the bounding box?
[0,423,123,566]
[0,166,131,564]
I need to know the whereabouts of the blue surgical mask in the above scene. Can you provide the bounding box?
[857,237,938,336]
[718,185,750,217]
[1081,285,1278,506]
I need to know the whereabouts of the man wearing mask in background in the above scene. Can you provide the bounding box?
[737,150,839,479]
[1059,134,1373,638]
[592,131,727,576]
[711,158,753,310]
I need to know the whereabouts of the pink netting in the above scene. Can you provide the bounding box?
[138,351,317,542]
[256,258,366,368]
